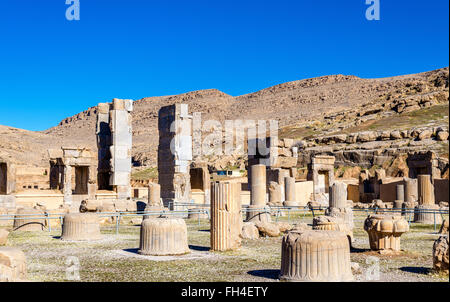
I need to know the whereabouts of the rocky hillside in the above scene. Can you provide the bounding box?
[0,67,448,170]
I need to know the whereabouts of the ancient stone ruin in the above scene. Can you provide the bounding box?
[210,181,242,251]
[61,213,102,241]
[432,235,449,273]
[364,215,409,252]
[307,155,335,196]
[279,230,353,282]
[13,207,45,231]
[0,247,27,282]
[49,147,97,206]
[138,217,190,256]
[414,174,442,224]
[313,215,353,245]
[246,164,271,223]
[325,182,354,239]
[96,98,133,200]
[158,104,192,208]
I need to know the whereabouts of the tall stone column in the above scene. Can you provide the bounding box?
[210,181,242,251]
[148,183,161,207]
[109,99,133,200]
[158,104,192,208]
[417,175,434,205]
[283,177,298,207]
[325,182,353,235]
[251,164,266,206]
[268,181,282,206]
[396,184,404,202]
[247,164,270,222]
[414,174,440,224]
[63,165,72,205]
[404,178,418,203]
[329,182,347,208]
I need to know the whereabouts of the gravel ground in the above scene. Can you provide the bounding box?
[3,212,449,282]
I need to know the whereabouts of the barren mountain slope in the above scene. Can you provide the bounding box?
[1,67,448,168]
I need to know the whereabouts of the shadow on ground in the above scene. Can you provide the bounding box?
[399,266,432,275]
[247,269,279,280]
[189,245,210,251]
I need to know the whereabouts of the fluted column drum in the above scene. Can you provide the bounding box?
[211,181,242,251]
[61,213,102,241]
[417,175,434,205]
[414,204,442,224]
[329,182,347,209]
[280,230,353,282]
[13,208,45,231]
[138,217,189,256]
[312,215,353,244]
[364,215,409,251]
[404,178,417,203]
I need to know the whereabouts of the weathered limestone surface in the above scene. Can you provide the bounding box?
[364,215,409,251]
[211,181,242,251]
[396,184,404,202]
[393,200,404,216]
[414,204,442,224]
[0,229,9,245]
[404,178,418,203]
[283,177,298,207]
[61,213,102,241]
[307,155,335,195]
[241,222,259,240]
[187,207,209,220]
[148,183,162,207]
[313,215,353,244]
[432,235,449,273]
[139,218,189,256]
[247,164,271,223]
[417,174,435,205]
[279,230,353,282]
[329,182,347,209]
[13,207,45,231]
[158,104,192,208]
[250,164,266,206]
[254,221,280,237]
[439,219,449,235]
[0,247,27,282]
[268,181,282,206]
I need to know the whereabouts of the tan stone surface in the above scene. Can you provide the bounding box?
[0,229,9,246]
[61,213,102,241]
[432,235,449,273]
[241,222,259,240]
[138,217,189,256]
[364,215,409,251]
[280,230,353,282]
[0,247,27,282]
[210,181,242,251]
[13,207,45,231]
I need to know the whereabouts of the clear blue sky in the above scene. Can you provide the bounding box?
[0,0,448,131]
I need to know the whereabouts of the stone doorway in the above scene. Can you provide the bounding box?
[74,166,89,194]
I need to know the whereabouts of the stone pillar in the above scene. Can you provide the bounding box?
[283,177,298,207]
[139,218,190,256]
[210,181,242,251]
[396,184,404,202]
[247,164,271,222]
[148,183,161,207]
[61,213,102,241]
[279,230,353,282]
[329,182,347,209]
[404,178,418,203]
[158,104,192,208]
[268,181,282,206]
[326,182,353,234]
[250,164,266,206]
[63,165,72,205]
[417,174,434,205]
[109,98,133,200]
